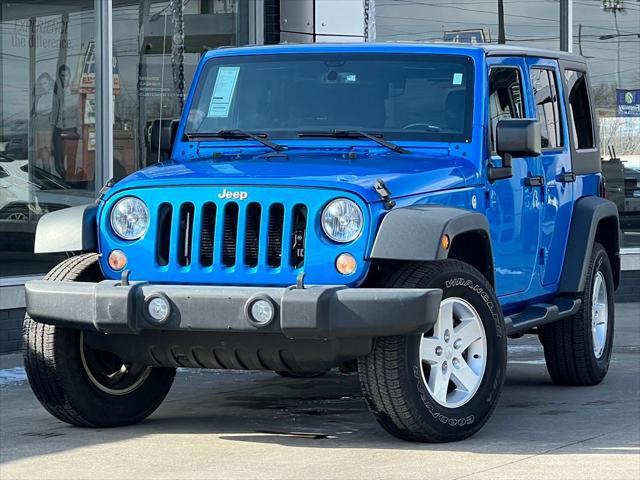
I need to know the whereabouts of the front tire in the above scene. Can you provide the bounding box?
[358,261,506,442]
[23,254,176,427]
[539,242,615,386]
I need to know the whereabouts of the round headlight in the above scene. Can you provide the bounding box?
[110,197,149,240]
[321,198,364,243]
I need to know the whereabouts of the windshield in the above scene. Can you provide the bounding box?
[185,53,475,143]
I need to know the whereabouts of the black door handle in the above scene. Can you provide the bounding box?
[557,172,576,183]
[524,176,545,187]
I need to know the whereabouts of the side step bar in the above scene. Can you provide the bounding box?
[504,297,582,336]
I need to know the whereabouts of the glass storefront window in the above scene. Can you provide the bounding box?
[0,0,262,279]
[111,0,253,180]
[375,0,560,50]
[1,1,98,277]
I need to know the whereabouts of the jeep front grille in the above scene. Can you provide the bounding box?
[155,200,307,271]
[99,186,370,286]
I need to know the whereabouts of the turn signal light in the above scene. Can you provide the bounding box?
[441,234,450,250]
[108,250,128,271]
[336,253,357,275]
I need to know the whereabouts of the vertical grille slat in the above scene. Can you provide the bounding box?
[267,203,284,268]
[244,203,261,268]
[234,205,248,267]
[257,205,271,267]
[168,203,182,266]
[213,204,226,267]
[222,203,239,267]
[200,203,216,267]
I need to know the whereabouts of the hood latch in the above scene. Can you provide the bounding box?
[374,179,396,210]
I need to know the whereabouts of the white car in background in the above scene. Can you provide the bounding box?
[0,157,93,249]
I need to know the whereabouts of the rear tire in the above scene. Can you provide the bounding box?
[358,260,506,442]
[539,242,615,386]
[23,254,176,427]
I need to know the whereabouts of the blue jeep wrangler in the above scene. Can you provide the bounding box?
[23,43,620,443]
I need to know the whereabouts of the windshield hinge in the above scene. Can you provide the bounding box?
[374,179,396,210]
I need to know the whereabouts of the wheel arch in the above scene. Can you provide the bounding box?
[559,196,620,293]
[369,206,495,286]
[34,204,97,254]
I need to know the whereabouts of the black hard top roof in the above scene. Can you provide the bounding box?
[477,44,586,63]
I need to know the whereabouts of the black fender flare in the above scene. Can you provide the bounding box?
[34,204,97,254]
[370,206,494,285]
[559,196,620,293]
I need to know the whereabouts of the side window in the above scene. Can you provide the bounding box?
[564,69,595,150]
[531,68,563,149]
[489,68,524,152]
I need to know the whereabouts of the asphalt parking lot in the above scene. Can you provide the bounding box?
[1,303,638,480]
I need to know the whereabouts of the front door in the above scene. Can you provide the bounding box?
[526,58,575,287]
[485,59,543,298]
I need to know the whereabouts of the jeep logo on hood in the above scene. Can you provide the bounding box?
[218,188,248,200]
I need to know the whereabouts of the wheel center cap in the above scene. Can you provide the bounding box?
[445,346,453,359]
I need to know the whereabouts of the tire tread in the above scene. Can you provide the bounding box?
[24,254,102,426]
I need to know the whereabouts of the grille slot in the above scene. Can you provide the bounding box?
[156,203,172,266]
[177,203,194,266]
[222,203,239,267]
[244,203,261,267]
[267,203,284,267]
[290,204,307,269]
[200,202,216,267]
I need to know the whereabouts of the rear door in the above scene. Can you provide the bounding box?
[485,58,543,297]
[525,58,574,287]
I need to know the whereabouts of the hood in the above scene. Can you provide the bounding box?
[110,147,480,204]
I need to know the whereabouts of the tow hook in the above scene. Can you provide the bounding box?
[120,269,131,286]
[296,272,306,290]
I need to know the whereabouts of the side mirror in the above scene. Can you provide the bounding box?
[148,119,179,157]
[489,119,541,182]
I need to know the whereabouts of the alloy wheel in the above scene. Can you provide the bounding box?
[419,297,487,408]
[591,271,608,359]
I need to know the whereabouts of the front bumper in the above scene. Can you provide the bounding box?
[25,280,442,340]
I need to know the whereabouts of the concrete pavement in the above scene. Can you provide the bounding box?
[1,303,639,480]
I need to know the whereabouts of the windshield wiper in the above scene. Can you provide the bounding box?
[183,129,285,152]
[297,130,410,154]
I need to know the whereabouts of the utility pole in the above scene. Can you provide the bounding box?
[602,0,624,87]
[560,0,573,52]
[497,0,506,44]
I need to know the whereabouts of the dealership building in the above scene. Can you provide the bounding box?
[0,0,638,353]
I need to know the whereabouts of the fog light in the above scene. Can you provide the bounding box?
[146,295,170,324]
[247,297,275,326]
[108,250,127,271]
[336,253,357,275]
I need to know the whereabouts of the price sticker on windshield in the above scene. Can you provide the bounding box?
[207,66,240,118]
